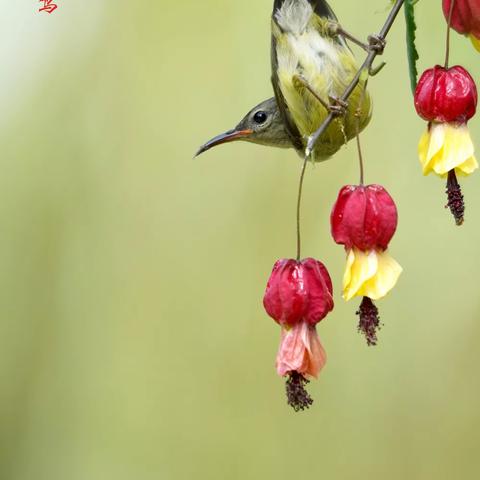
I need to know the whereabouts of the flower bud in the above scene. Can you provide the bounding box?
[414,65,477,124]
[443,0,480,51]
[263,258,334,327]
[330,185,398,252]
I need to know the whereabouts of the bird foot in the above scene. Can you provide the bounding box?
[328,96,348,117]
[367,35,386,54]
[328,23,386,56]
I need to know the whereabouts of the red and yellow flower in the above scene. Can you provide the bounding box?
[331,184,402,345]
[415,65,478,224]
[415,65,478,177]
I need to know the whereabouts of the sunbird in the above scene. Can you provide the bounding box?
[196,0,371,161]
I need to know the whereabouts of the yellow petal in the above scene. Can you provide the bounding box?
[442,124,477,174]
[357,251,403,300]
[342,249,402,301]
[470,34,480,53]
[342,249,377,301]
[418,126,443,175]
[418,123,478,178]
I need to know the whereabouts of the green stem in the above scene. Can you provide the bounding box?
[296,157,308,261]
[445,0,456,68]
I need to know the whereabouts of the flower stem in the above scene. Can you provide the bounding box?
[444,0,456,69]
[296,157,308,261]
[356,133,365,185]
[355,79,369,185]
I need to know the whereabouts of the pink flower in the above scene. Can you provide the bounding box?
[276,321,326,378]
[263,257,334,411]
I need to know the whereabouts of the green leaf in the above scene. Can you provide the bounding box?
[404,0,419,95]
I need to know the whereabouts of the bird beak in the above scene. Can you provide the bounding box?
[195,128,254,157]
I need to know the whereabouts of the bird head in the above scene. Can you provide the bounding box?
[195,97,292,157]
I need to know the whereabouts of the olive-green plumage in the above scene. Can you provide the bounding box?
[196,0,371,161]
[271,0,371,161]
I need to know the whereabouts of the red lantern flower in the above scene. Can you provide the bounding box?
[331,185,402,345]
[263,258,334,327]
[443,0,480,51]
[415,65,477,124]
[331,185,398,253]
[414,65,478,225]
[263,257,334,411]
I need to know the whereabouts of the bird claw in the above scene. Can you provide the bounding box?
[368,35,386,54]
[327,21,341,37]
[328,96,348,117]
[328,24,386,56]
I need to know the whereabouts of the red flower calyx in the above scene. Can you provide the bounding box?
[330,184,398,252]
[263,258,334,327]
[443,0,480,39]
[414,65,477,124]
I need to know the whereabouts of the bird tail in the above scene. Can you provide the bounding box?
[272,0,337,21]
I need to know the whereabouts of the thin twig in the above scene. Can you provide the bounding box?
[444,0,456,68]
[356,78,369,185]
[356,131,365,186]
[296,156,308,261]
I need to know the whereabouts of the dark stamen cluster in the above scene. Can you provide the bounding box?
[446,170,465,226]
[285,371,313,412]
[356,296,381,346]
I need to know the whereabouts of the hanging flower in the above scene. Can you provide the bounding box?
[443,0,480,52]
[263,257,333,411]
[330,184,402,346]
[415,65,478,225]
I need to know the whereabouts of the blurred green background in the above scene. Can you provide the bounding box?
[1,1,480,479]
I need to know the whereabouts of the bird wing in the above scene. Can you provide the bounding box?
[270,65,304,153]
[270,0,338,152]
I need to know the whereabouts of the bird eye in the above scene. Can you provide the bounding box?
[253,111,268,124]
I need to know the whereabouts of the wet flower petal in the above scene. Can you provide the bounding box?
[419,123,478,177]
[415,66,477,123]
[331,185,397,252]
[276,321,326,379]
[263,258,333,327]
[342,249,402,301]
[342,249,378,301]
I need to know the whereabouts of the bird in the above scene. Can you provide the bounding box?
[195,98,292,157]
[196,0,371,161]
